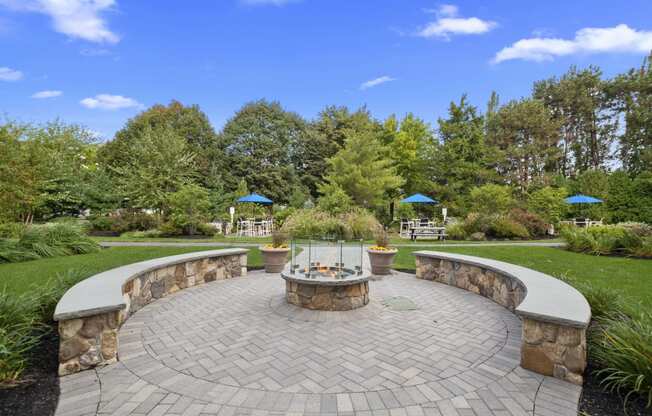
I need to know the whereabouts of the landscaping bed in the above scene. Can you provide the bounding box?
[0,331,59,416]
[580,360,649,416]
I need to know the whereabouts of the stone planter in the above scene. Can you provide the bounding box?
[260,247,290,273]
[367,248,397,275]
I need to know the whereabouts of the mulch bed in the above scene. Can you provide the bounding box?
[579,361,649,416]
[0,330,60,416]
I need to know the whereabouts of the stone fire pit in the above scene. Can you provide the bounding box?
[281,265,369,311]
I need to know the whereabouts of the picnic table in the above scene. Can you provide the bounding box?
[410,226,447,241]
[559,219,603,228]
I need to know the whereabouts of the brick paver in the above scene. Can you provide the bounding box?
[56,269,581,415]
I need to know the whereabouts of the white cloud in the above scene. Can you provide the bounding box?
[240,0,298,6]
[360,76,396,90]
[493,24,652,63]
[437,4,458,17]
[80,94,141,110]
[417,4,496,39]
[0,66,22,81]
[0,0,119,43]
[80,47,111,56]
[32,90,62,98]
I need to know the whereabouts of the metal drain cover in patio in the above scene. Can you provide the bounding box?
[382,295,419,310]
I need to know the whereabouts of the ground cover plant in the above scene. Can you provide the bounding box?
[562,224,652,258]
[0,223,100,264]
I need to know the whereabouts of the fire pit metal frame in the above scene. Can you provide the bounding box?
[281,239,370,310]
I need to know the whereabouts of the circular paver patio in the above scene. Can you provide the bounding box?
[56,271,582,416]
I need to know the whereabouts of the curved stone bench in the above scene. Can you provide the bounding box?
[414,251,591,385]
[53,248,248,376]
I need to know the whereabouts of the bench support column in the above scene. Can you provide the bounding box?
[521,318,586,385]
[58,311,120,376]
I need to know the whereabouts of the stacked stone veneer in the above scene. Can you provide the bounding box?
[285,280,369,311]
[415,255,587,385]
[58,253,247,376]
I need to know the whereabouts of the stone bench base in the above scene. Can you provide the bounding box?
[57,251,247,376]
[415,254,588,385]
[285,280,369,311]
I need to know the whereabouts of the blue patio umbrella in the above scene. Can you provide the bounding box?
[237,193,273,205]
[565,194,603,204]
[400,193,438,204]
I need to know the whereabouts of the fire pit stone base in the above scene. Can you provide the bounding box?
[285,280,369,311]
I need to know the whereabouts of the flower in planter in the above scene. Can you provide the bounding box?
[369,230,396,251]
[264,231,289,249]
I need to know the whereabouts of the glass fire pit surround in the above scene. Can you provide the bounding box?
[280,239,370,311]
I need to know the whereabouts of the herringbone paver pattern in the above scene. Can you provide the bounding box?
[56,270,582,415]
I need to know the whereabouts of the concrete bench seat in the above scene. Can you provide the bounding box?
[53,248,248,376]
[414,250,591,385]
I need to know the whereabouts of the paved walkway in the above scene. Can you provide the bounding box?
[56,271,581,416]
[99,241,563,248]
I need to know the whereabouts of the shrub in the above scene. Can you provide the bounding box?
[618,222,652,237]
[89,215,115,232]
[195,223,218,237]
[0,223,27,239]
[0,270,87,385]
[95,212,160,234]
[281,209,381,240]
[527,186,567,224]
[488,217,530,239]
[273,207,296,228]
[158,222,183,237]
[0,240,40,263]
[0,223,100,264]
[469,184,514,215]
[281,209,347,240]
[561,225,648,257]
[462,212,493,235]
[340,209,382,240]
[592,312,652,409]
[0,322,43,385]
[18,223,100,257]
[508,208,548,238]
[631,238,652,258]
[445,223,467,240]
[574,281,628,321]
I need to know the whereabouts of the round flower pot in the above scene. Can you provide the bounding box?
[367,248,397,275]
[260,247,290,273]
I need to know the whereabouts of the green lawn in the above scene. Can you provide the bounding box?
[93,234,561,246]
[3,244,648,310]
[0,246,262,296]
[393,246,652,307]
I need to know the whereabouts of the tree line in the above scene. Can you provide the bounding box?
[1,55,651,226]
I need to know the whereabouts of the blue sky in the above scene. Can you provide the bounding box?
[2,0,652,140]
